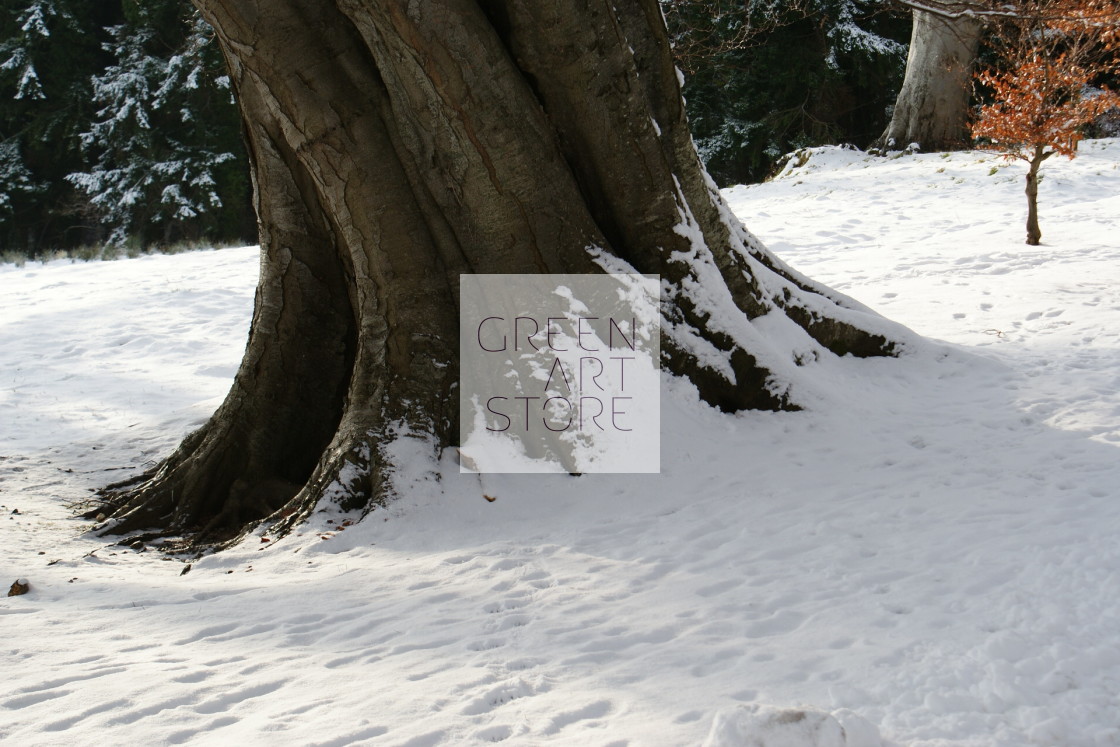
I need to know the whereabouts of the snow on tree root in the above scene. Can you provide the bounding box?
[703,705,882,747]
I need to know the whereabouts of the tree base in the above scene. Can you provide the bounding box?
[87,0,904,549]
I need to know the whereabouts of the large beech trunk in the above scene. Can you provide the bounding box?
[875,9,983,152]
[97,0,897,544]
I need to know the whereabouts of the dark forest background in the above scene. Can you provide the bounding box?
[0,0,912,258]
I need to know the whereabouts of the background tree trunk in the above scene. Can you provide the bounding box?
[96,0,900,545]
[874,8,983,151]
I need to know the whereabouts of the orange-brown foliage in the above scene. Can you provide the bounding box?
[971,0,1120,161]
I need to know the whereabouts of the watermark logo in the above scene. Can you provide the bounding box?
[459,274,660,473]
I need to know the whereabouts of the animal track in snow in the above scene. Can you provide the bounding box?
[461,679,537,715]
[543,699,613,734]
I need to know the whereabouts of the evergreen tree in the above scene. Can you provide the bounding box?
[0,0,111,253]
[1,0,251,256]
[0,128,40,220]
[664,0,909,185]
[67,3,247,247]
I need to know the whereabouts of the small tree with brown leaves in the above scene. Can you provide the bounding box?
[971,0,1120,245]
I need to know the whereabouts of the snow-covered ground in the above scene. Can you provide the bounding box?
[2,141,1119,747]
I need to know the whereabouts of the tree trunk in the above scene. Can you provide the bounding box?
[96,0,899,545]
[1025,145,1049,245]
[874,8,983,152]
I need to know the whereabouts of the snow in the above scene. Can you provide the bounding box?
[3,141,1120,746]
[703,705,879,747]
[64,14,235,245]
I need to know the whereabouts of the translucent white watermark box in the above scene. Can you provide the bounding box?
[459,274,660,473]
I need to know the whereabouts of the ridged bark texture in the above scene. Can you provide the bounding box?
[96,0,899,545]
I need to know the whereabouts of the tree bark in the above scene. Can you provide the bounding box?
[95,0,900,545]
[1024,145,1049,245]
[874,8,983,152]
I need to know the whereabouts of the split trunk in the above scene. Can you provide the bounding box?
[97,0,898,544]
